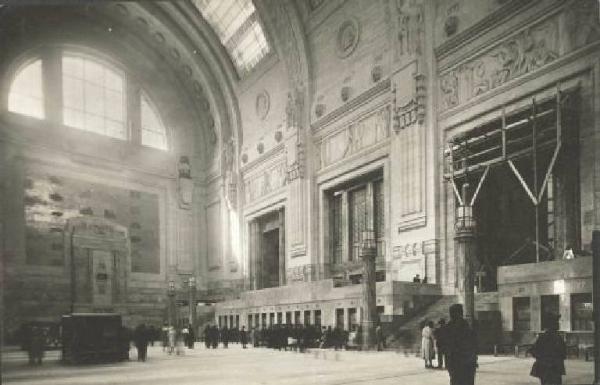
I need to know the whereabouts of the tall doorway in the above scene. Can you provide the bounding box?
[261,228,280,288]
[249,208,285,290]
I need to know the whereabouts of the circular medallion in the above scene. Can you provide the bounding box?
[337,19,360,58]
[255,91,270,120]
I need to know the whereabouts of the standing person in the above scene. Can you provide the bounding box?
[203,324,211,349]
[250,327,257,347]
[240,326,248,349]
[161,323,169,352]
[27,326,45,365]
[529,315,566,385]
[187,324,195,349]
[211,325,219,349]
[434,318,447,369]
[181,326,189,349]
[221,326,229,348]
[421,320,435,368]
[175,327,185,355]
[445,304,478,385]
[134,324,149,362]
[167,325,176,354]
[376,324,385,351]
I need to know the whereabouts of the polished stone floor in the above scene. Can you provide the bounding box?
[1,344,594,385]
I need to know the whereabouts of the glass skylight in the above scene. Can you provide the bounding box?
[192,0,270,75]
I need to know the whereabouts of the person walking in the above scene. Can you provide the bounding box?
[421,320,435,368]
[529,315,566,385]
[134,324,149,362]
[434,318,447,369]
[445,304,477,385]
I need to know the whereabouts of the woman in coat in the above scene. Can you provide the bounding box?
[530,315,566,385]
[421,320,435,368]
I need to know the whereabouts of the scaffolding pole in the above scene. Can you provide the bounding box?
[532,98,540,263]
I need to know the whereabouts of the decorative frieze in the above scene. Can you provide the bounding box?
[393,239,439,282]
[318,106,390,169]
[243,162,288,204]
[393,241,424,260]
[438,3,600,111]
[286,264,318,283]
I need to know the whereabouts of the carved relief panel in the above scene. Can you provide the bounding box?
[438,2,600,111]
[318,106,390,169]
[243,162,288,205]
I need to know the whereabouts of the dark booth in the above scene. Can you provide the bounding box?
[61,313,129,364]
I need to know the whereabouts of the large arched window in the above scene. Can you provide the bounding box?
[62,54,126,139]
[8,59,44,119]
[5,49,169,151]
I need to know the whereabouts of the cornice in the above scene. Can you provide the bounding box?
[240,142,285,175]
[311,78,391,133]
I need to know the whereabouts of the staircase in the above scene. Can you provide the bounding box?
[386,295,458,351]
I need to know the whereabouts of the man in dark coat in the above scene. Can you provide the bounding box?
[375,324,385,351]
[211,325,219,349]
[203,324,211,349]
[445,304,477,385]
[27,326,45,365]
[240,326,248,349]
[434,318,447,369]
[221,326,229,348]
[134,324,149,362]
[530,315,566,385]
[186,324,195,349]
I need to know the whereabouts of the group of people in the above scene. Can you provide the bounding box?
[201,323,388,352]
[160,323,196,355]
[419,304,478,385]
[20,301,569,385]
[418,304,568,385]
[202,325,248,348]
[255,324,346,351]
[412,274,428,283]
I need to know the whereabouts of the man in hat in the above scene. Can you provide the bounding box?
[434,318,448,369]
[445,304,477,385]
